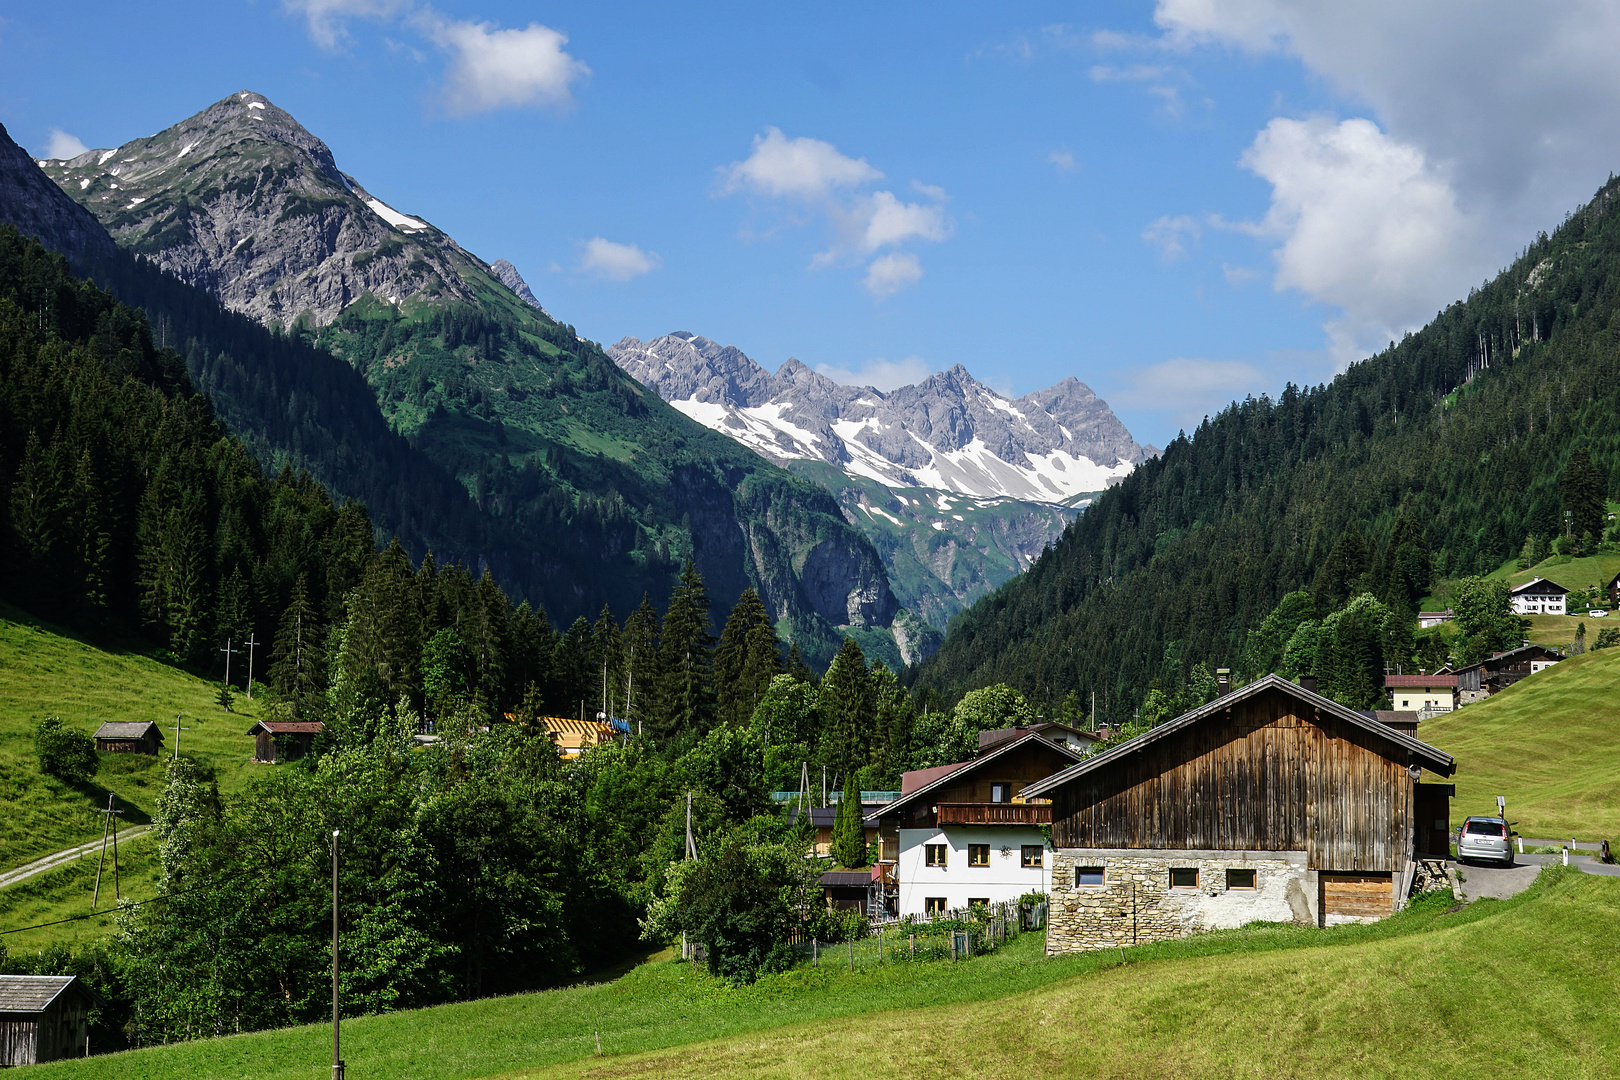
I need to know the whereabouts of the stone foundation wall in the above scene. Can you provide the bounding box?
[1047,849,1316,954]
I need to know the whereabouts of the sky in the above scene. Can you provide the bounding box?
[4,1,1620,450]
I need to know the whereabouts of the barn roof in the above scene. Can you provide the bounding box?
[93,721,162,741]
[1022,673,1456,800]
[245,720,326,735]
[866,731,1090,825]
[0,975,90,1013]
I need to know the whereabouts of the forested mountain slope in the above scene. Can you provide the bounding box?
[917,175,1620,717]
[23,94,894,661]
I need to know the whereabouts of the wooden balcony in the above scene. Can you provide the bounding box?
[935,802,1051,826]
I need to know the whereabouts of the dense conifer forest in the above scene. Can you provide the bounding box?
[916,175,1620,720]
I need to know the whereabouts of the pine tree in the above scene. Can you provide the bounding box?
[714,588,780,727]
[816,638,872,784]
[622,593,661,733]
[657,563,716,738]
[1560,448,1607,540]
[592,604,624,720]
[269,574,323,717]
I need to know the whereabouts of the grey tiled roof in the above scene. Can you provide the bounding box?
[93,721,161,740]
[0,976,79,1012]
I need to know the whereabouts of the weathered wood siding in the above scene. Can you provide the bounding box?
[1051,687,1415,872]
[0,1019,37,1066]
[1320,872,1394,918]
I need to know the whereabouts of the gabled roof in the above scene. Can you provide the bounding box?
[978,721,1101,752]
[0,975,91,1013]
[93,721,162,740]
[245,720,325,735]
[1385,673,1456,688]
[1022,674,1455,800]
[866,732,1090,825]
[1511,576,1568,596]
[900,760,970,795]
[1453,642,1562,674]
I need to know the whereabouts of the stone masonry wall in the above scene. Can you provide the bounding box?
[1047,850,1316,954]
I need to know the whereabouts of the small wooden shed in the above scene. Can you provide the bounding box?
[0,975,96,1065]
[246,720,324,763]
[92,721,163,755]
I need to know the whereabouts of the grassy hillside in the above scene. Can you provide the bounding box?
[28,869,1616,1079]
[0,832,159,950]
[0,601,267,867]
[1421,645,1620,839]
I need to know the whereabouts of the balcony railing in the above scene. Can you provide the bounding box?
[935,802,1051,826]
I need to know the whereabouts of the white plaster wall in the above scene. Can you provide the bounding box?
[896,826,1050,916]
[1393,689,1455,711]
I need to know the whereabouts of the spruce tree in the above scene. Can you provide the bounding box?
[714,588,781,727]
[1560,448,1607,540]
[658,563,716,738]
[816,638,872,784]
[622,592,661,733]
[269,574,323,716]
[592,604,624,719]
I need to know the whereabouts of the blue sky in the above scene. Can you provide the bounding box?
[5,2,1619,449]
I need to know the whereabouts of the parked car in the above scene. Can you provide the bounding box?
[1457,816,1513,866]
[1589,610,1609,618]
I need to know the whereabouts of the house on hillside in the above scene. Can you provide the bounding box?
[1453,643,1561,703]
[1607,572,1619,608]
[865,732,1089,917]
[0,975,97,1065]
[93,721,163,755]
[246,720,323,763]
[978,721,1102,756]
[1417,609,1454,629]
[1510,577,1567,615]
[1023,675,1456,954]
[1384,674,1456,716]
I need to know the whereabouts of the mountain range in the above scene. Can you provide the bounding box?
[609,332,1153,631]
[11,92,901,666]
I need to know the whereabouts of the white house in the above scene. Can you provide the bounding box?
[1510,577,1567,615]
[1383,674,1457,715]
[866,732,1087,917]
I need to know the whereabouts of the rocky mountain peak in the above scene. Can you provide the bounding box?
[490,258,546,314]
[1,122,115,261]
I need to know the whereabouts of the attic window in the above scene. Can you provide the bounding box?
[991,782,1012,803]
[1225,868,1257,890]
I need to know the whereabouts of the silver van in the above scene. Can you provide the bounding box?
[1457,816,1513,866]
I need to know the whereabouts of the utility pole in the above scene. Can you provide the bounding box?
[92,794,124,908]
[244,633,259,699]
[332,829,343,1080]
[170,714,189,761]
[685,792,697,860]
[602,659,609,722]
[220,638,238,689]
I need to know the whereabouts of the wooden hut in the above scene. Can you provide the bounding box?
[92,721,163,755]
[1023,674,1456,953]
[246,720,324,763]
[0,975,96,1065]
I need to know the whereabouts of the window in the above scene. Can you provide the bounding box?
[1021,845,1044,868]
[990,782,1012,803]
[925,897,946,916]
[968,898,989,908]
[1075,866,1105,886]
[925,843,947,867]
[968,843,990,867]
[1169,867,1198,889]
[1225,868,1257,890]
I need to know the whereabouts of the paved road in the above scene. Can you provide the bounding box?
[0,828,153,890]
[1451,851,1620,901]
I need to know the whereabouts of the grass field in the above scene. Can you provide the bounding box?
[25,868,1618,1080]
[1421,645,1620,840]
[0,601,268,868]
[0,831,159,951]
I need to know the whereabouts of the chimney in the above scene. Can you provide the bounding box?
[1300,673,1317,695]
[1216,668,1231,697]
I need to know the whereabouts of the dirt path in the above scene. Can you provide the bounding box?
[0,828,153,890]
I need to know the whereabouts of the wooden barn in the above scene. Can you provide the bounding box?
[0,975,96,1065]
[92,721,163,755]
[246,720,324,763]
[1022,674,1456,954]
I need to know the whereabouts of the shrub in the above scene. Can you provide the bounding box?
[35,716,98,784]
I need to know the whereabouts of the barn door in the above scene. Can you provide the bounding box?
[1319,872,1393,920]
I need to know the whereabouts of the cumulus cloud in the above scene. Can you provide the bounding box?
[721,128,950,298]
[1139,0,1620,361]
[281,0,405,51]
[579,237,659,281]
[1142,214,1201,261]
[415,13,589,113]
[43,129,89,160]
[814,354,932,390]
[862,253,925,298]
[721,127,882,199]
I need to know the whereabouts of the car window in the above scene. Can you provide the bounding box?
[1464,820,1505,836]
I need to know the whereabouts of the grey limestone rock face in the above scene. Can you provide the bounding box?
[0,123,116,261]
[490,258,547,314]
[37,91,489,328]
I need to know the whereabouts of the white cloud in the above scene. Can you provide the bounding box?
[417,14,589,114]
[43,129,89,160]
[1048,148,1078,173]
[862,253,924,298]
[1143,0,1620,361]
[1221,263,1261,286]
[815,354,932,390]
[1142,214,1201,261]
[721,128,950,297]
[721,127,882,200]
[579,237,659,281]
[281,0,405,51]
[1113,356,1269,431]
